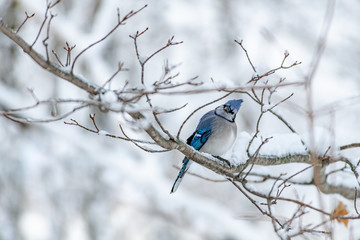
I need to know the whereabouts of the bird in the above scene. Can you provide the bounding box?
[170,99,243,194]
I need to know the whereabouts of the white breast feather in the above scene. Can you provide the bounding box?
[200,121,237,156]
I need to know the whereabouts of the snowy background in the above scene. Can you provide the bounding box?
[0,0,360,239]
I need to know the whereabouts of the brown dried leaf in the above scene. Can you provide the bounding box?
[331,201,349,227]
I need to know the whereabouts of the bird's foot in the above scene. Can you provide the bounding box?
[214,156,231,168]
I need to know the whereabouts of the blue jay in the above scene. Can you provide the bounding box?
[170,99,243,193]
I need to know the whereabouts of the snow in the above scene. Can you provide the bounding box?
[66,217,88,240]
[101,90,118,104]
[262,103,274,111]
[139,55,147,64]
[98,130,109,136]
[230,131,307,166]
[60,65,72,73]
[230,131,252,165]
[256,133,307,156]
[19,211,50,240]
[301,126,333,156]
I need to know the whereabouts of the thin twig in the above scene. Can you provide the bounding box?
[16,12,35,33]
[156,103,188,114]
[229,179,284,227]
[130,29,183,84]
[118,81,304,96]
[243,136,273,179]
[64,42,76,66]
[234,39,256,73]
[4,104,89,124]
[0,20,99,94]
[278,165,313,190]
[241,181,360,220]
[52,50,64,67]
[64,118,98,133]
[31,1,60,47]
[71,5,147,73]
[144,36,183,66]
[101,62,127,89]
[63,114,158,145]
[119,125,169,153]
[268,109,296,133]
[355,188,360,215]
[43,12,56,61]
[246,49,301,85]
[145,94,173,139]
[172,165,227,183]
[176,92,233,139]
[49,0,61,8]
[340,143,360,151]
[267,93,294,111]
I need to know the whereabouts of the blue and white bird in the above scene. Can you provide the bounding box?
[170,99,243,194]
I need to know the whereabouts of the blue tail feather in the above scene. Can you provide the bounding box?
[170,157,191,194]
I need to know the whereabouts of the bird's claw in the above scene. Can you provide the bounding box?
[214,155,231,168]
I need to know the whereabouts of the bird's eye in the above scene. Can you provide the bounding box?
[224,105,234,114]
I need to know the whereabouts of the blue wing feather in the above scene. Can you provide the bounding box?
[190,110,216,149]
[190,128,212,150]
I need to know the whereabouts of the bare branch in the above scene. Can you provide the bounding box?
[48,0,61,8]
[16,11,35,33]
[247,59,301,84]
[145,94,173,140]
[278,165,313,190]
[229,179,284,227]
[240,179,360,220]
[267,93,294,111]
[268,109,297,133]
[64,42,76,66]
[71,5,147,73]
[52,49,64,67]
[145,36,183,66]
[64,118,98,134]
[172,165,227,183]
[355,188,360,215]
[118,81,304,96]
[119,125,169,153]
[340,143,360,151]
[31,1,60,47]
[156,103,188,114]
[64,114,158,145]
[243,136,273,179]
[101,62,128,89]
[130,28,183,84]
[43,12,57,61]
[234,39,256,73]
[3,104,88,124]
[0,20,99,94]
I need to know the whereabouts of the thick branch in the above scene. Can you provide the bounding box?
[128,113,360,199]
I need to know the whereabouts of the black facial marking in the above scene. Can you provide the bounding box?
[224,105,234,114]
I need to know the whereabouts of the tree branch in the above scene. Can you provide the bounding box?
[0,19,99,95]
